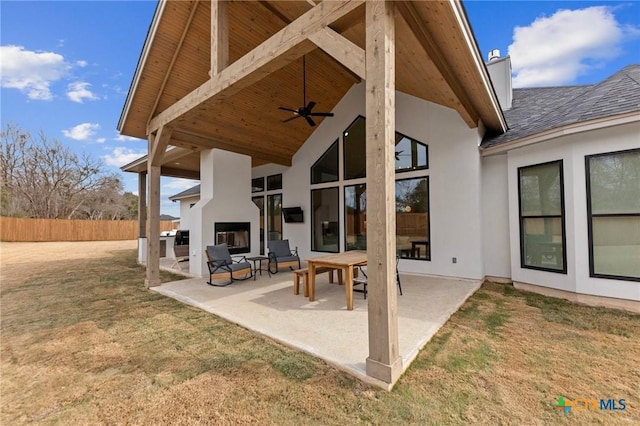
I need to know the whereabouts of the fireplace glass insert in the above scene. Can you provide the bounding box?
[214,222,250,254]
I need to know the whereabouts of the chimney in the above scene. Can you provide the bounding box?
[485,49,513,110]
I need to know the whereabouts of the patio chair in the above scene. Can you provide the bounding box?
[352,255,403,299]
[170,243,190,271]
[267,239,300,274]
[205,243,253,286]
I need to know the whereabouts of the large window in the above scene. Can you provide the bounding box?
[267,174,282,191]
[395,132,428,172]
[518,161,566,273]
[252,196,265,255]
[586,149,640,281]
[396,177,430,260]
[311,188,339,252]
[251,177,265,193]
[343,116,429,180]
[343,117,367,180]
[344,179,431,259]
[311,140,339,184]
[267,194,282,242]
[344,184,367,251]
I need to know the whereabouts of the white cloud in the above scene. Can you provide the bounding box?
[0,45,71,100]
[66,81,99,103]
[103,147,146,167]
[508,6,636,87]
[62,122,100,140]
[76,60,88,67]
[114,134,144,142]
[96,137,106,144]
[164,178,198,191]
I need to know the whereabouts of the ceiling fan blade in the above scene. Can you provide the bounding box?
[308,112,334,117]
[306,101,316,112]
[282,115,301,123]
[305,116,316,127]
[278,106,298,113]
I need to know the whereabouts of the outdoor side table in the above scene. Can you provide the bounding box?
[247,256,270,280]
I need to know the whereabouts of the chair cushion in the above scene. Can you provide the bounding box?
[268,239,292,257]
[229,262,251,272]
[276,255,299,263]
[206,244,232,265]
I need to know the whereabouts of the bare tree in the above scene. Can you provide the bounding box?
[1,122,137,219]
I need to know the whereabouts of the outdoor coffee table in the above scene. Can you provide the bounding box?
[247,256,270,280]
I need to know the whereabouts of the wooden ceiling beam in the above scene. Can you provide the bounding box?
[162,146,197,163]
[148,0,365,134]
[211,0,229,75]
[309,28,365,79]
[160,167,200,180]
[171,129,292,166]
[395,1,478,128]
[150,125,173,166]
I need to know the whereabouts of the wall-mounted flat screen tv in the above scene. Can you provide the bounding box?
[282,207,304,223]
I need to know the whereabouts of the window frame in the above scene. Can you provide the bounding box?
[267,174,282,191]
[266,193,283,242]
[585,148,640,282]
[342,115,367,181]
[394,131,429,174]
[395,175,431,261]
[310,187,340,253]
[343,183,367,252]
[517,160,568,274]
[251,177,265,193]
[311,139,339,185]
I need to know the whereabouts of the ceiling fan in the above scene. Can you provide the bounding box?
[279,56,334,127]
[395,150,411,160]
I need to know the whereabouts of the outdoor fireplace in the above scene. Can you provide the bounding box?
[215,222,250,254]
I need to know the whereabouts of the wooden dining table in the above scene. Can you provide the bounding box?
[306,251,367,311]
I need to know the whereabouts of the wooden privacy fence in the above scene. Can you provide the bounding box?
[0,217,175,242]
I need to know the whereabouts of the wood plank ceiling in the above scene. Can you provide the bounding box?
[119,0,504,178]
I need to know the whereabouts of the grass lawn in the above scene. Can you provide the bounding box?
[1,242,638,424]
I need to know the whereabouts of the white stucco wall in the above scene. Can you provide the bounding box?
[481,154,511,278]
[252,83,487,280]
[190,149,261,277]
[178,195,199,231]
[507,121,640,301]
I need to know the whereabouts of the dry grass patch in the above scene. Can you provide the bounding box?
[1,242,639,424]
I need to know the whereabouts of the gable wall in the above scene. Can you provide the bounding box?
[252,82,486,280]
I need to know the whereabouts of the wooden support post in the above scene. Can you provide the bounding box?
[365,0,402,385]
[211,0,228,75]
[145,132,163,288]
[138,172,147,238]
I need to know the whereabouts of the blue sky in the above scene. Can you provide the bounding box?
[2,1,639,218]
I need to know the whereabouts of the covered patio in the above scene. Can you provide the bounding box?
[119,0,506,388]
[151,267,480,389]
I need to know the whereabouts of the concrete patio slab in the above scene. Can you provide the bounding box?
[151,267,480,389]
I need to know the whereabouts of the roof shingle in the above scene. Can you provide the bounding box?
[481,64,640,148]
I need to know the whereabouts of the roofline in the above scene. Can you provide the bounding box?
[480,112,640,156]
[169,192,200,202]
[120,154,148,173]
[117,0,166,133]
[452,0,508,133]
